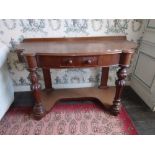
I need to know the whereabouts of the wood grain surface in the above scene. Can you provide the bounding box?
[16,36,136,56]
[41,87,116,111]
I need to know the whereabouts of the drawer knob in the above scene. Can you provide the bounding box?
[87,59,92,64]
[68,59,73,64]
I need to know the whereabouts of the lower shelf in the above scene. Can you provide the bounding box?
[41,87,116,111]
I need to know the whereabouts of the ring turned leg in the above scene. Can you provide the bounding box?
[111,66,127,115]
[26,56,45,120]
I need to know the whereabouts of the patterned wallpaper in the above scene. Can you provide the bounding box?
[0,19,144,91]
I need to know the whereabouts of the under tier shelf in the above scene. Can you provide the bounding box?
[41,86,116,112]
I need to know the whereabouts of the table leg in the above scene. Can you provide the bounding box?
[99,67,109,89]
[111,65,127,115]
[43,68,52,89]
[26,56,45,120]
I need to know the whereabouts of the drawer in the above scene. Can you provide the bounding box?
[60,56,98,67]
[78,56,98,66]
[36,55,98,68]
[61,57,76,67]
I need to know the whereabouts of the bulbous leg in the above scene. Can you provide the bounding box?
[26,56,46,120]
[111,66,127,115]
[29,68,45,120]
[33,104,45,120]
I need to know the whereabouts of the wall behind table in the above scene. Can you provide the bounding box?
[0,19,144,92]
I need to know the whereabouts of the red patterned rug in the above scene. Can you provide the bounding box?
[0,101,137,135]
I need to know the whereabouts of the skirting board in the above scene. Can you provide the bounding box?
[14,82,130,92]
[14,83,99,92]
[131,76,155,111]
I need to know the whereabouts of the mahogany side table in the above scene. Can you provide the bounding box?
[16,36,136,120]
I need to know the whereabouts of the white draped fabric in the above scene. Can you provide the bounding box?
[0,42,14,120]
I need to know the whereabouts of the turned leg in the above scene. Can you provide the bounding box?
[26,56,45,120]
[111,66,127,115]
[99,67,109,89]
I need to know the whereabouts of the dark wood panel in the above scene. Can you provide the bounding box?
[77,56,98,66]
[36,56,61,68]
[60,56,98,67]
[99,67,109,89]
[42,68,52,89]
[60,56,76,67]
[119,52,133,66]
[98,54,120,66]
[37,55,98,68]
[36,55,122,68]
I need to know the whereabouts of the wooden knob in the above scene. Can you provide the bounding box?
[68,59,73,64]
[87,59,92,64]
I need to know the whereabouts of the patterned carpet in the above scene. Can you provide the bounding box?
[0,101,137,135]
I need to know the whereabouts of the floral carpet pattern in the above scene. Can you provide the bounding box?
[0,102,137,135]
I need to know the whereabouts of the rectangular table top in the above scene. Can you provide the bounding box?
[16,36,137,56]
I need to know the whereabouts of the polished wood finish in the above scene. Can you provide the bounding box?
[22,36,127,42]
[16,36,136,56]
[111,65,127,115]
[99,67,109,89]
[41,87,116,112]
[36,54,120,68]
[25,56,46,119]
[16,36,136,120]
[119,52,133,67]
[98,54,120,66]
[42,68,52,89]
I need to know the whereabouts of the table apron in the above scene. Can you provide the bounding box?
[36,54,120,68]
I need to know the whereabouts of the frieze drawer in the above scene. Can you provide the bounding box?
[60,56,98,67]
